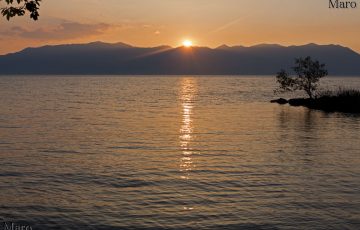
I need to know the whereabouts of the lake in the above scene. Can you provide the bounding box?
[0,76,359,229]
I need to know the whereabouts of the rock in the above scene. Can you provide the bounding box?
[270,98,288,104]
[288,98,311,106]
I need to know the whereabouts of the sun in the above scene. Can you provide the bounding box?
[182,40,193,48]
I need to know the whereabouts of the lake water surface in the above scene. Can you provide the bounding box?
[0,76,359,229]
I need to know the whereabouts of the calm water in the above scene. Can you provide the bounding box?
[0,76,359,230]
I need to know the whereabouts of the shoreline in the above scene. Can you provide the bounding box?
[271,96,360,113]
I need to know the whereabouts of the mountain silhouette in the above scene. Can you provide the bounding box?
[1,42,360,75]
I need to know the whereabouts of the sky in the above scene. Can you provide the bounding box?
[0,0,359,54]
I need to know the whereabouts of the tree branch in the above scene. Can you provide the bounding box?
[1,0,41,21]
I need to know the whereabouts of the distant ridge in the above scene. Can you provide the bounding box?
[1,42,360,75]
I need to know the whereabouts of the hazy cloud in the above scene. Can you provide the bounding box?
[0,22,111,40]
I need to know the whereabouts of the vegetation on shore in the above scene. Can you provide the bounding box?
[306,89,360,113]
[272,56,360,113]
[272,88,360,113]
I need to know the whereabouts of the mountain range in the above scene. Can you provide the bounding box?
[1,42,360,75]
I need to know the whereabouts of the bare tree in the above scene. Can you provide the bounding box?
[275,56,328,99]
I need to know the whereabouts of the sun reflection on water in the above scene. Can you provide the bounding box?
[179,78,197,180]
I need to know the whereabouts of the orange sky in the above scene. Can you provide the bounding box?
[0,0,359,54]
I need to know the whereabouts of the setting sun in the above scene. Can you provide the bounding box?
[182,40,193,47]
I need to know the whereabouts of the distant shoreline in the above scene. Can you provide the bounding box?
[1,42,360,75]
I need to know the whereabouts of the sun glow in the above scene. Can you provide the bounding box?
[182,40,193,47]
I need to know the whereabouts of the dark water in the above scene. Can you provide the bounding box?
[0,76,359,230]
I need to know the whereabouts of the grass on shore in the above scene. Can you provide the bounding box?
[318,88,360,98]
[285,88,360,113]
